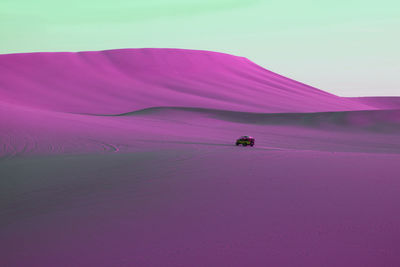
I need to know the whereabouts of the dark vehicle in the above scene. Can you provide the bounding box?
[236,136,255,147]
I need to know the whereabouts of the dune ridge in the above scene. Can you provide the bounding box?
[1,48,389,115]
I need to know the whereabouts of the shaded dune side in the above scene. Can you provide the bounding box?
[0,48,375,115]
[118,106,400,131]
[2,101,400,158]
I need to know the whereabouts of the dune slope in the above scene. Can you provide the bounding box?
[0,48,380,114]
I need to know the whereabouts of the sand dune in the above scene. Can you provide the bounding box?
[0,48,382,114]
[2,100,400,158]
[1,49,400,266]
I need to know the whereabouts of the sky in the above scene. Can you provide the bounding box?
[1,0,399,96]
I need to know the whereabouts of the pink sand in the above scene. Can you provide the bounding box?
[0,48,383,115]
[1,48,400,266]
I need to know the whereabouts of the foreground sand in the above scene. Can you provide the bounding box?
[2,107,400,266]
[2,148,400,266]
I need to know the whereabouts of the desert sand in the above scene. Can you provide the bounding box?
[1,49,400,266]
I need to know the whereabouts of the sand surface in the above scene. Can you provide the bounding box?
[1,49,400,266]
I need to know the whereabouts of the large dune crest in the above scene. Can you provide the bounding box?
[0,48,386,115]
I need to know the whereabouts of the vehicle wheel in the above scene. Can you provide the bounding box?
[236,143,239,146]
[250,144,254,147]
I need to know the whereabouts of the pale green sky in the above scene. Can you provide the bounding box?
[1,0,399,96]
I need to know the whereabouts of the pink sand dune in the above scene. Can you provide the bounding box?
[0,48,385,115]
[1,48,400,267]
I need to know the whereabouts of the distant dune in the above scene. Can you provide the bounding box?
[350,96,400,109]
[0,48,387,114]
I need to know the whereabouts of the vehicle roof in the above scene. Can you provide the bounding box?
[239,135,254,138]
